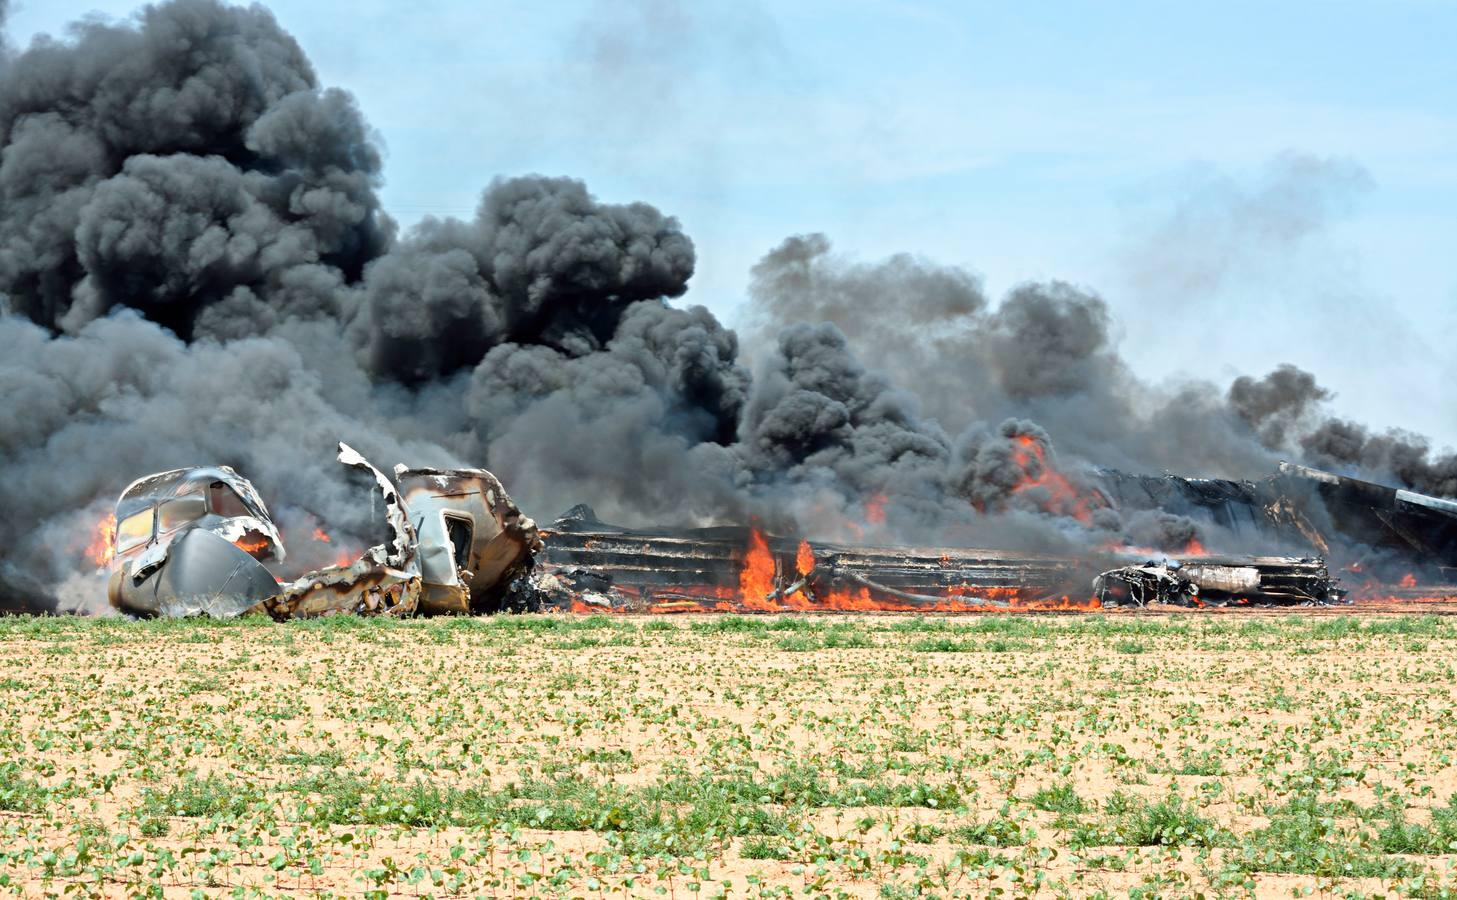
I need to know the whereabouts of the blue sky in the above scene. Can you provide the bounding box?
[11,0,1457,445]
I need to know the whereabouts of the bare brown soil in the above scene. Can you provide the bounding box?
[0,611,1454,897]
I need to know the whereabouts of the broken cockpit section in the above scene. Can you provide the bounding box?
[107,444,539,619]
[108,466,287,618]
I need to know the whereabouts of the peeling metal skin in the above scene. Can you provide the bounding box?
[264,559,420,619]
[263,444,425,619]
[339,444,417,570]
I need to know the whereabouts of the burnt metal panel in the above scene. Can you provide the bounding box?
[395,467,540,614]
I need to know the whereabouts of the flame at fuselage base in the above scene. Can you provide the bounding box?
[1342,570,1457,609]
[541,518,1447,615]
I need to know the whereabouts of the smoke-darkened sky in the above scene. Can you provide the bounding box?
[10,0,1455,446]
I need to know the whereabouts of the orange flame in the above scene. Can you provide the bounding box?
[864,493,887,525]
[796,540,815,576]
[233,531,272,559]
[1400,573,1418,588]
[718,526,1108,615]
[84,513,116,567]
[738,528,778,611]
[1014,594,1104,612]
[1008,434,1096,524]
[810,584,1102,613]
[307,524,357,567]
[1183,538,1207,556]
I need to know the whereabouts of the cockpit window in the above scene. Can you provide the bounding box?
[157,495,206,533]
[208,482,250,519]
[116,509,154,553]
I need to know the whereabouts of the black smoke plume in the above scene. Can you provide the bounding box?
[0,0,727,610]
[0,0,1450,612]
[1227,364,1331,449]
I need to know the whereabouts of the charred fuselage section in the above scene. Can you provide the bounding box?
[524,462,1457,613]
[1098,463,1457,577]
[1092,557,1343,608]
[395,467,543,614]
[529,505,1088,612]
[525,506,1349,613]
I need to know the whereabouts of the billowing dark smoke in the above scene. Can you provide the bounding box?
[0,0,383,337]
[463,300,750,525]
[353,176,697,384]
[1301,421,1457,500]
[744,233,1457,547]
[0,0,9,69]
[737,323,952,534]
[0,313,449,609]
[1121,511,1204,555]
[1228,364,1331,449]
[0,0,1449,612]
[0,0,729,610]
[1224,366,1457,498]
[746,234,1279,481]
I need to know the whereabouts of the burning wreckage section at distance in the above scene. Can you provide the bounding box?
[517,459,1457,614]
[97,442,1457,619]
[524,508,1346,614]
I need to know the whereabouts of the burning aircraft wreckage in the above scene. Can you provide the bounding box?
[5,0,1455,623]
[106,444,542,620]
[98,445,1457,620]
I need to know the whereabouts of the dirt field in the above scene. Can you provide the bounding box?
[3,612,1457,898]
